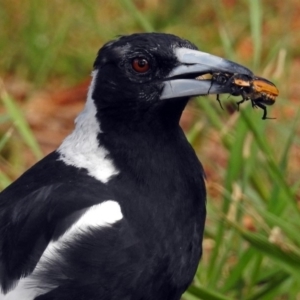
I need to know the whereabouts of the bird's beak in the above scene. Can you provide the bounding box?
[160,48,253,100]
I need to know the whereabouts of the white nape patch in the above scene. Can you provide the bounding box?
[0,201,123,300]
[58,70,119,183]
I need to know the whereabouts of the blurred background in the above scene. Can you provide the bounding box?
[0,1,299,299]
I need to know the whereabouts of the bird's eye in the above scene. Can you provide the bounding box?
[132,58,150,73]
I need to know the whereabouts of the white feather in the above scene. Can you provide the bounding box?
[37,200,123,265]
[0,201,123,299]
[1,72,122,298]
[0,278,38,300]
[57,70,119,183]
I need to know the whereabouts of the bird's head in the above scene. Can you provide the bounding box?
[88,33,253,129]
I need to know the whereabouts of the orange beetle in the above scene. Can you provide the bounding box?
[212,73,279,119]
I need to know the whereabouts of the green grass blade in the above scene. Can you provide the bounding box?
[195,97,224,130]
[187,285,233,300]
[269,112,299,214]
[35,17,72,85]
[186,121,203,145]
[222,247,256,292]
[246,253,263,295]
[0,170,11,189]
[245,271,290,300]
[236,228,300,281]
[240,110,299,214]
[120,0,154,32]
[249,0,262,70]
[256,208,300,248]
[208,116,248,282]
[0,82,42,159]
[0,127,13,152]
[218,26,234,60]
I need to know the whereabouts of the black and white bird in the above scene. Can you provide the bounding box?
[0,33,252,300]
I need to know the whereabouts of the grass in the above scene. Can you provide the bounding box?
[0,1,299,299]
[0,80,42,159]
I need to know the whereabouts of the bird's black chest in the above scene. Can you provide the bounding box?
[106,129,206,299]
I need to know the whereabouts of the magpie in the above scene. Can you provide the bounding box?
[0,33,252,300]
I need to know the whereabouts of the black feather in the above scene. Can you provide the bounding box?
[0,33,206,300]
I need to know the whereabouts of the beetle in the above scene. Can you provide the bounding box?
[234,75,279,119]
[210,73,279,119]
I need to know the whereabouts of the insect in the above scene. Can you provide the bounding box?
[211,73,279,119]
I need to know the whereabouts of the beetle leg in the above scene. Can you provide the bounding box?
[207,79,224,110]
[250,99,257,108]
[236,91,247,111]
[216,94,224,110]
[236,99,244,111]
[207,80,213,94]
[254,101,275,120]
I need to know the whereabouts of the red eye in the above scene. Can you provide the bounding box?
[132,58,150,73]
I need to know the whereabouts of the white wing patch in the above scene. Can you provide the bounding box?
[0,201,123,300]
[53,200,123,243]
[36,200,123,277]
[39,200,123,261]
[58,70,119,183]
[0,279,38,300]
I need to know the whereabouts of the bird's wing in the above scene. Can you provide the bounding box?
[31,218,146,300]
[0,151,113,293]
